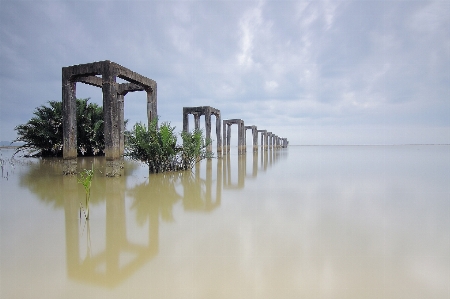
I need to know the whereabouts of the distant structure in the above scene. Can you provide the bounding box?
[62,60,157,176]
[223,119,245,154]
[244,125,258,152]
[182,106,222,155]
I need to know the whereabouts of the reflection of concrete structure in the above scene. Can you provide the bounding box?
[223,119,245,154]
[62,60,157,176]
[63,176,158,287]
[223,154,245,189]
[182,159,221,212]
[183,106,222,155]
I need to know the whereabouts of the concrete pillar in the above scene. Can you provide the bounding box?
[252,127,258,152]
[267,132,272,150]
[205,109,212,152]
[215,112,222,156]
[226,123,231,153]
[238,121,245,154]
[118,94,125,156]
[183,107,189,132]
[146,86,157,128]
[194,113,200,130]
[62,71,77,174]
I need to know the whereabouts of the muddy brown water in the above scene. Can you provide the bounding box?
[1,145,449,298]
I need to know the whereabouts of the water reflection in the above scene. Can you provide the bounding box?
[18,148,287,288]
[63,175,159,287]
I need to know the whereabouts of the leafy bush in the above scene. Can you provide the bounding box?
[14,98,104,157]
[125,119,212,173]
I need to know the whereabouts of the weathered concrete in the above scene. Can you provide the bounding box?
[257,130,268,151]
[244,125,258,152]
[183,106,221,155]
[223,119,245,154]
[62,60,156,176]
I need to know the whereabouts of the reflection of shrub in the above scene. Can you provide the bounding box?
[14,98,104,157]
[78,166,94,219]
[125,119,212,173]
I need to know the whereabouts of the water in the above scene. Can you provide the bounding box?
[1,145,449,298]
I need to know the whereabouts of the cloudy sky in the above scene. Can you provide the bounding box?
[1,0,449,145]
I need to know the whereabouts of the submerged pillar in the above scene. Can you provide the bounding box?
[62,70,77,174]
[182,106,221,157]
[62,60,157,176]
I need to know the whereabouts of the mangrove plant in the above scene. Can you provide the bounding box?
[125,119,212,173]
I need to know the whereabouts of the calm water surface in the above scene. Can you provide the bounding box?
[1,145,449,298]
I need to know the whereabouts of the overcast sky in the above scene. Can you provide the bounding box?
[1,0,449,145]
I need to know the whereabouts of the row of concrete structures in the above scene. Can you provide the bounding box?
[61,60,287,175]
[183,106,288,156]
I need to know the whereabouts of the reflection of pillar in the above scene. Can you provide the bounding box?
[63,175,79,277]
[252,151,258,177]
[238,154,245,186]
[216,158,222,204]
[206,159,212,207]
[106,179,126,274]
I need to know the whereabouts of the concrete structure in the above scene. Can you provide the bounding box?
[223,119,245,154]
[244,125,258,152]
[62,60,156,176]
[257,130,268,151]
[183,106,221,155]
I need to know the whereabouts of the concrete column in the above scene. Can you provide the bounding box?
[182,108,189,132]
[194,113,200,130]
[205,109,212,153]
[238,121,245,154]
[118,94,125,156]
[267,132,272,150]
[226,123,231,153]
[146,86,157,128]
[252,127,258,152]
[62,70,77,174]
[215,113,222,156]
[103,69,121,177]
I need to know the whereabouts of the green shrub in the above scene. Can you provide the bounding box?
[125,119,212,173]
[14,98,105,157]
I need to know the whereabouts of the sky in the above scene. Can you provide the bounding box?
[0,0,449,145]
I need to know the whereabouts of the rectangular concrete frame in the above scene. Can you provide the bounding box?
[62,60,157,175]
[182,106,222,155]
